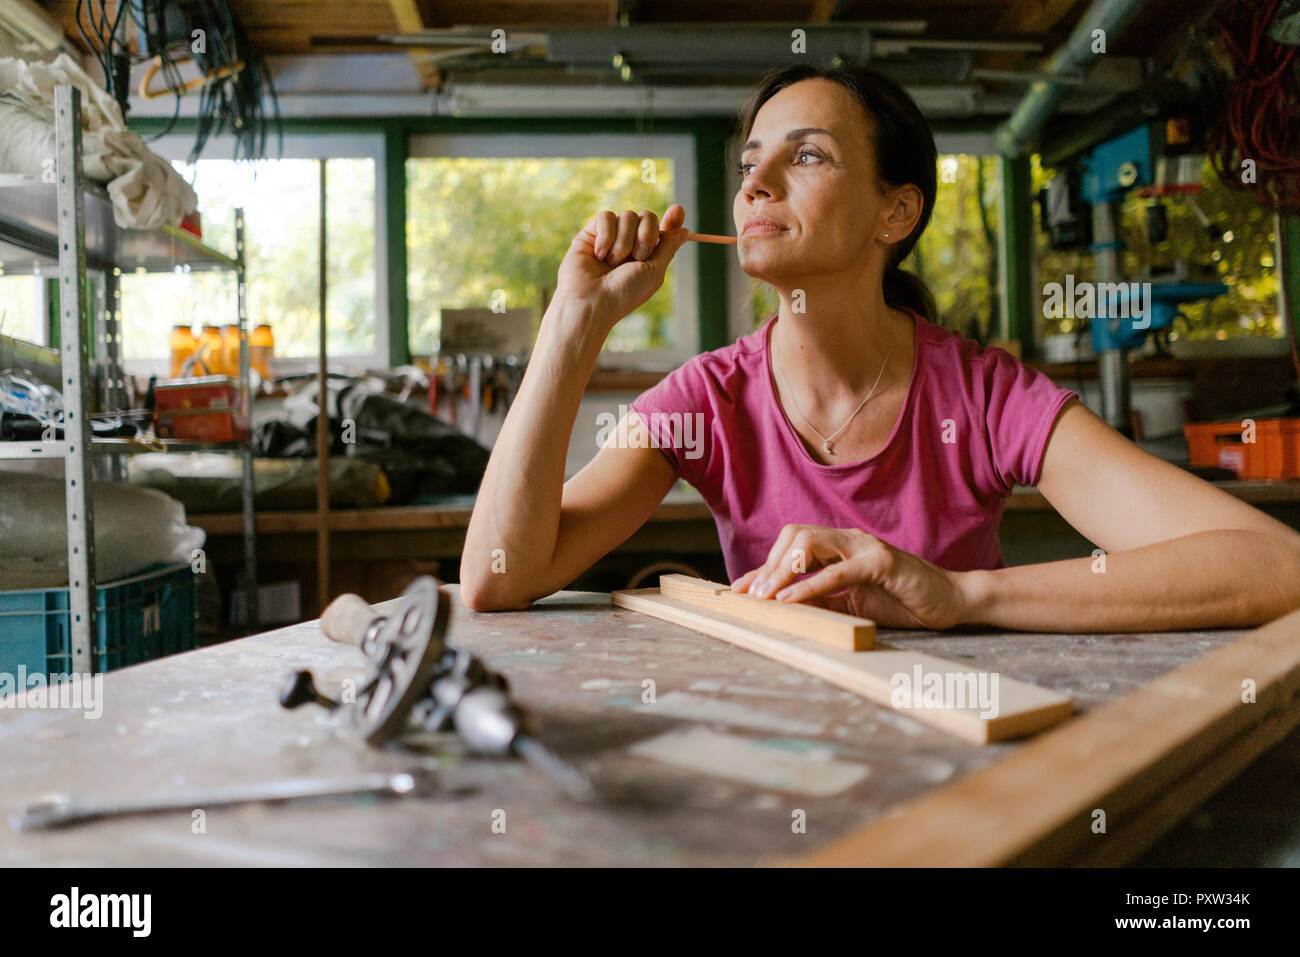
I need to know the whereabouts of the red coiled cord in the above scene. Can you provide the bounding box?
[1204,0,1300,213]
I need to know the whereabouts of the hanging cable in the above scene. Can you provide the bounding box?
[1190,0,1300,213]
[74,0,281,162]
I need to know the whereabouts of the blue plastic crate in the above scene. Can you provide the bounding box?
[0,563,197,679]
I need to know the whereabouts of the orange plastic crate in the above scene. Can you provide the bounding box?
[1184,418,1300,479]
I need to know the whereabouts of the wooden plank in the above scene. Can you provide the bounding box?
[791,605,1300,866]
[658,574,875,651]
[611,588,1073,745]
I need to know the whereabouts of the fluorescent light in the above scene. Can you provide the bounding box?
[449,84,746,116]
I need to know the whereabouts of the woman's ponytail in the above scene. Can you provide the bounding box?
[883,263,937,322]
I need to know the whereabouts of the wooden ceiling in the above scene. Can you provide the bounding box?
[43,0,1215,91]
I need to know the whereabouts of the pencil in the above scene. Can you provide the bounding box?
[686,232,738,245]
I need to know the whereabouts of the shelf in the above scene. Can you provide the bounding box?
[188,495,714,536]
[97,437,245,453]
[188,486,712,534]
[0,437,245,460]
[0,176,238,274]
[1006,478,1300,510]
[0,89,256,641]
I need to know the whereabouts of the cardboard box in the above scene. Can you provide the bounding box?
[154,375,249,442]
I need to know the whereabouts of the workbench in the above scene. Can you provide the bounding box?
[2,587,1297,866]
[189,479,1300,617]
[193,487,731,620]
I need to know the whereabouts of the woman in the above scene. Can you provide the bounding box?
[461,62,1300,631]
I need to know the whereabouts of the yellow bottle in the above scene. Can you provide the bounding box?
[221,324,241,379]
[169,324,197,378]
[249,323,274,381]
[196,325,224,377]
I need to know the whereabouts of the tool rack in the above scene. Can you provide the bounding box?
[0,85,259,660]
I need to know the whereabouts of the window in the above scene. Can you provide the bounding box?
[915,154,1001,340]
[116,134,385,373]
[407,133,698,365]
[0,275,44,344]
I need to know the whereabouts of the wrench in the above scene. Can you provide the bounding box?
[11,768,438,832]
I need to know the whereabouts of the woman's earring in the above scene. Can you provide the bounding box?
[883,232,890,239]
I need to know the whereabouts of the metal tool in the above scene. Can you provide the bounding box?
[318,577,447,662]
[307,577,594,802]
[319,577,451,744]
[11,769,437,832]
[417,647,595,802]
[280,669,341,710]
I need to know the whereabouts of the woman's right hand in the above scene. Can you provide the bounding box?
[554,205,690,327]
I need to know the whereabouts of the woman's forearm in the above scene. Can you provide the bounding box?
[959,528,1300,632]
[460,295,608,608]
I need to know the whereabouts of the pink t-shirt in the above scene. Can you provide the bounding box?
[630,312,1079,580]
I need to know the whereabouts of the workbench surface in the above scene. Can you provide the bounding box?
[0,588,1279,866]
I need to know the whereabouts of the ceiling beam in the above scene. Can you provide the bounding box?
[986,0,1083,70]
[388,0,444,90]
[809,0,843,24]
[994,0,1081,33]
[614,0,644,26]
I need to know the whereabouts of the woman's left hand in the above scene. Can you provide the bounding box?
[731,525,972,630]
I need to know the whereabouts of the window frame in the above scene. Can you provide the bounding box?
[407,132,700,367]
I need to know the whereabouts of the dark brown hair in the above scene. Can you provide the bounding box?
[738,62,939,321]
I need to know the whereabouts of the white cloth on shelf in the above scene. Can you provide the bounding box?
[0,54,197,229]
[0,472,205,590]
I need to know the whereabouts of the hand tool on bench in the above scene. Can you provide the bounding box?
[280,670,342,711]
[317,577,451,742]
[319,579,441,661]
[299,577,594,802]
[11,769,438,832]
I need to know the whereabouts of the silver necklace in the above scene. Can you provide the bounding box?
[772,313,896,455]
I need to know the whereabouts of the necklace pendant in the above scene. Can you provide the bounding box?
[822,440,833,454]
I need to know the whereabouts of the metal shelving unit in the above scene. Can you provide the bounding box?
[0,86,259,661]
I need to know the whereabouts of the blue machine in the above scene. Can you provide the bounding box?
[1058,122,1230,432]
[1080,125,1155,206]
[1090,280,1229,352]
